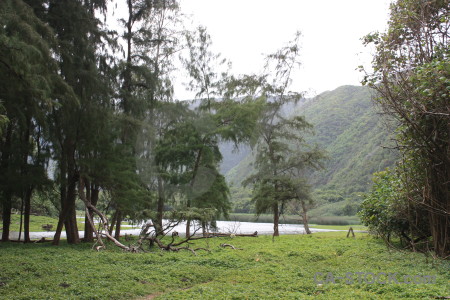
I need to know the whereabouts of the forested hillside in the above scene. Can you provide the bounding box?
[225,85,399,216]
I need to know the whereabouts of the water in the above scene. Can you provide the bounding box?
[7,220,343,240]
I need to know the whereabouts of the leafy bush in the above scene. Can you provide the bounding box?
[358,168,430,243]
[359,170,403,238]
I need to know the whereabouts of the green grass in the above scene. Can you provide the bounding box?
[5,214,139,233]
[6,214,85,232]
[0,232,448,299]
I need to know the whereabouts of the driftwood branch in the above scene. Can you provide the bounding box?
[78,178,131,251]
[347,227,355,238]
[77,180,255,255]
[220,243,243,250]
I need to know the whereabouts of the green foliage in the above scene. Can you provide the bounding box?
[361,0,449,256]
[0,0,63,107]
[359,170,403,238]
[358,168,430,242]
[30,187,60,217]
[228,186,253,213]
[181,25,229,104]
[0,234,448,299]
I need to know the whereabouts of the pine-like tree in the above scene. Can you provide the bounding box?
[0,0,69,242]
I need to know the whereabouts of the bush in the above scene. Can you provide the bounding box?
[358,168,430,243]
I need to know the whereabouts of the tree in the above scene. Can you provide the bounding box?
[0,0,69,242]
[361,0,449,257]
[41,0,111,245]
[179,26,260,236]
[111,0,182,238]
[241,32,324,236]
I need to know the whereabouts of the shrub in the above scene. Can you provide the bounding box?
[358,168,430,244]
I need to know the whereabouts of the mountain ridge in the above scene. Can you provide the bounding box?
[222,85,398,215]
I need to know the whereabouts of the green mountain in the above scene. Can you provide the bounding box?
[224,85,398,216]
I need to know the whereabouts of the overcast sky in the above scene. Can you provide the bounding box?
[174,0,391,100]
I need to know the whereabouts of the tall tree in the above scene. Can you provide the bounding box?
[362,0,449,257]
[41,0,110,244]
[241,33,324,236]
[0,0,68,241]
[113,0,181,237]
[180,26,262,236]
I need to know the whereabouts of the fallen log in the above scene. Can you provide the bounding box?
[34,237,52,243]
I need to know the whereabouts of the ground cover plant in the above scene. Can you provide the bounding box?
[0,232,448,299]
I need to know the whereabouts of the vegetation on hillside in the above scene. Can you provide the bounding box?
[226,85,398,217]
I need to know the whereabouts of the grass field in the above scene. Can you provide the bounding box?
[5,214,140,234]
[6,214,85,233]
[0,232,448,299]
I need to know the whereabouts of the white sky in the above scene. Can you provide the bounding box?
[174,0,392,100]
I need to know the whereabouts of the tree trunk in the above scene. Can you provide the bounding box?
[23,187,32,243]
[64,204,79,244]
[53,205,67,245]
[185,218,191,237]
[201,221,207,237]
[114,210,122,240]
[1,192,12,242]
[19,115,32,243]
[18,197,24,241]
[186,147,204,237]
[53,147,79,245]
[300,200,311,235]
[53,142,67,245]
[430,213,449,257]
[273,203,279,237]
[83,180,92,242]
[84,185,99,242]
[1,123,13,242]
[64,170,80,244]
[109,210,117,236]
[156,176,165,236]
[429,157,450,257]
